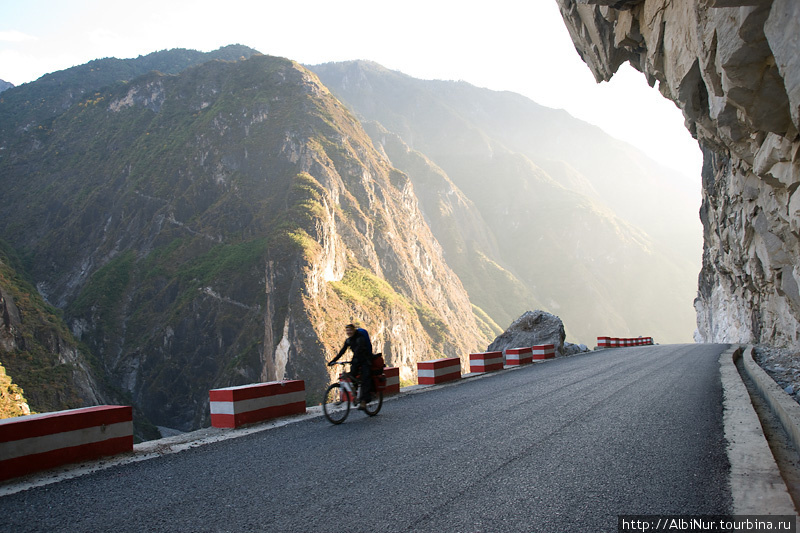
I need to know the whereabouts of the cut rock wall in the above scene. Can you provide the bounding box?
[556,0,800,348]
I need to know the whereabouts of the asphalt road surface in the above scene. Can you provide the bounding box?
[1,344,732,532]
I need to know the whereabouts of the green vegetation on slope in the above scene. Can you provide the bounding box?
[331,263,409,311]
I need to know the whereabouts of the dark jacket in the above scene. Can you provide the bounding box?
[332,329,372,366]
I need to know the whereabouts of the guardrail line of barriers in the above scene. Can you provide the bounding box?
[0,336,652,481]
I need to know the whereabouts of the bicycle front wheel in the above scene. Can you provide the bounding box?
[364,390,383,416]
[322,383,350,424]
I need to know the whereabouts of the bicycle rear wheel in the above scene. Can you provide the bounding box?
[364,390,383,416]
[322,383,350,424]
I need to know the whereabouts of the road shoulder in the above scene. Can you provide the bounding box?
[720,345,796,514]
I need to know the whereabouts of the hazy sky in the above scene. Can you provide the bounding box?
[0,0,703,185]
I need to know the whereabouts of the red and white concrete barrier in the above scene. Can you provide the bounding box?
[383,367,400,395]
[0,405,133,482]
[417,357,461,385]
[209,380,306,429]
[532,344,555,360]
[469,351,504,373]
[505,347,533,366]
[599,336,654,348]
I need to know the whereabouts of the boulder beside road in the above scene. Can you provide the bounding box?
[488,310,579,356]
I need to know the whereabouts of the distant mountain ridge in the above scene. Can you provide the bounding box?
[310,60,701,343]
[0,45,259,139]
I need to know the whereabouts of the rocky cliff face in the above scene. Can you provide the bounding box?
[0,248,106,417]
[556,0,800,349]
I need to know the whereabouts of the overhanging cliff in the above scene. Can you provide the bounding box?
[556,0,800,348]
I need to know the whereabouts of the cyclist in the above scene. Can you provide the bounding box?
[328,324,373,410]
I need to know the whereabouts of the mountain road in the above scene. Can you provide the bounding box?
[1,344,748,531]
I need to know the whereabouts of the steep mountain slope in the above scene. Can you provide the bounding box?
[310,61,702,343]
[0,51,491,433]
[361,121,543,330]
[0,242,107,414]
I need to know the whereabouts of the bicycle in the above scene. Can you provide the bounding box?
[322,361,384,424]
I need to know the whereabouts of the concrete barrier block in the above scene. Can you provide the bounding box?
[209,380,306,429]
[604,336,654,348]
[383,367,400,395]
[505,347,532,366]
[0,405,133,482]
[469,351,504,373]
[532,344,555,360]
[418,357,461,385]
